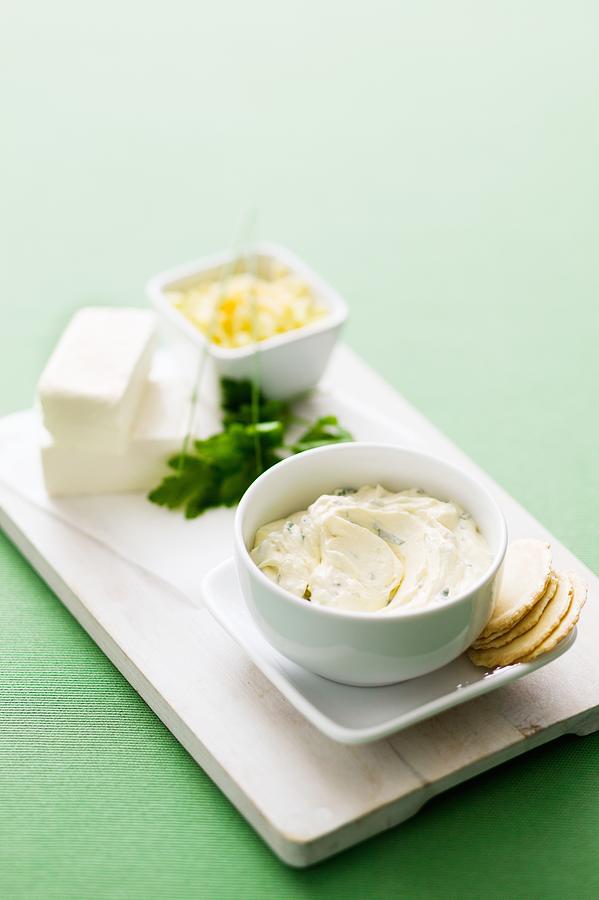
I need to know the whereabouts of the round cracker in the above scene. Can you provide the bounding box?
[521,573,587,662]
[472,573,558,649]
[468,572,572,668]
[479,539,552,639]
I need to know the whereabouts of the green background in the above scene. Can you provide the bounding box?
[1,2,598,897]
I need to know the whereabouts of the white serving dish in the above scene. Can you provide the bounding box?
[203,557,576,744]
[234,442,508,686]
[146,243,348,399]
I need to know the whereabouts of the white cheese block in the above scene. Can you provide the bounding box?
[38,307,157,453]
[41,374,190,496]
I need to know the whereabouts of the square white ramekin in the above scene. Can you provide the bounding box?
[146,243,348,399]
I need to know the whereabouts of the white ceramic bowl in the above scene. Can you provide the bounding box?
[234,443,508,686]
[146,243,348,399]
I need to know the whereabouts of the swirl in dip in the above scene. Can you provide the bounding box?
[250,485,492,613]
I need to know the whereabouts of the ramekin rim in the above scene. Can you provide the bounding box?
[145,242,348,358]
[234,441,508,622]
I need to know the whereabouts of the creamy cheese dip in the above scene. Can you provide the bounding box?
[250,485,492,613]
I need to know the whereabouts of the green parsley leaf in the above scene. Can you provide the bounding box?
[289,415,353,454]
[221,377,290,426]
[148,380,354,519]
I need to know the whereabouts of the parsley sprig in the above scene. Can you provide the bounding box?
[148,378,353,519]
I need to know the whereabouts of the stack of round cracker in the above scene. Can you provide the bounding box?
[468,539,587,668]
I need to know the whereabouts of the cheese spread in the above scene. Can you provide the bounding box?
[251,485,492,612]
[168,269,326,349]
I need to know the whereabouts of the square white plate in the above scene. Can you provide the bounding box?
[203,557,577,745]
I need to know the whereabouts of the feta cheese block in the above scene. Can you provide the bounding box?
[38,307,157,453]
[40,374,189,496]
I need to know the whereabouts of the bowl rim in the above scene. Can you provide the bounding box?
[234,441,508,622]
[146,241,348,359]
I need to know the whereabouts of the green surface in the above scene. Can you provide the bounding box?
[1,1,598,897]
